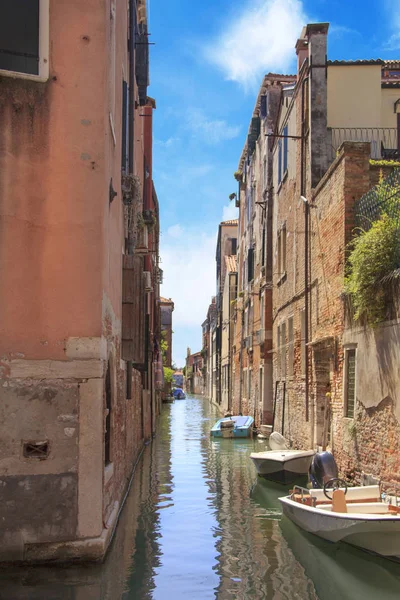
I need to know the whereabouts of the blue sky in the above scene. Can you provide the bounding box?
[150,0,400,368]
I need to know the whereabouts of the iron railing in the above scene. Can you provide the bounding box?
[354,168,400,232]
[329,127,398,161]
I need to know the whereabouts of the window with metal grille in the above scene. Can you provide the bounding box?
[345,349,356,418]
[23,440,49,459]
[0,0,49,79]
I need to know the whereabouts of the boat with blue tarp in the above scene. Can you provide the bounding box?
[210,415,254,438]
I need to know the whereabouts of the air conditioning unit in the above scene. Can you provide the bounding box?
[135,224,149,254]
[143,271,153,292]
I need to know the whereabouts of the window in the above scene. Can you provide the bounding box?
[277,226,286,277]
[288,317,294,376]
[278,140,282,185]
[260,94,268,118]
[0,0,49,80]
[344,348,356,418]
[281,321,286,378]
[277,125,289,186]
[247,248,254,282]
[261,224,266,267]
[277,325,281,378]
[283,125,288,174]
[248,368,252,401]
[121,80,129,172]
[231,237,237,256]
[260,293,265,331]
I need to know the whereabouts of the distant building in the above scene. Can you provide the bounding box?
[185,349,204,395]
[172,371,184,388]
[160,297,175,368]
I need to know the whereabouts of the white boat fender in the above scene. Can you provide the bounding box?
[269,432,288,451]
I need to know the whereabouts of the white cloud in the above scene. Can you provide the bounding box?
[204,0,307,87]
[385,0,400,49]
[161,231,216,329]
[154,136,180,148]
[329,24,361,38]
[160,230,217,366]
[186,108,241,144]
[167,224,184,238]
[222,203,239,222]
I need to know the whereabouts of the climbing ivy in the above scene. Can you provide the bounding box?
[345,177,400,324]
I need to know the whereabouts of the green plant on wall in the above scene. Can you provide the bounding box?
[160,330,168,365]
[345,176,400,324]
[163,367,174,384]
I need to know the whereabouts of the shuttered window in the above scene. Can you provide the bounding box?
[247,248,254,282]
[122,255,146,367]
[288,317,294,377]
[345,349,356,418]
[278,140,282,185]
[283,125,288,173]
[121,80,129,172]
[281,321,286,378]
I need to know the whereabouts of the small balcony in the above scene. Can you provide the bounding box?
[329,127,398,161]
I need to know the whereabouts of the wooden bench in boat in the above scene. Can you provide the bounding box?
[318,502,400,515]
[291,485,381,507]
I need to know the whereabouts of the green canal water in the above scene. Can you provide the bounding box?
[2,395,400,599]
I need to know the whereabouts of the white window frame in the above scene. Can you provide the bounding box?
[0,0,50,82]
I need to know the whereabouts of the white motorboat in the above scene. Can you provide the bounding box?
[250,449,315,483]
[279,483,400,561]
[250,432,315,483]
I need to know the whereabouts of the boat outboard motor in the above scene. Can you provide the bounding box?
[269,432,288,451]
[309,451,338,489]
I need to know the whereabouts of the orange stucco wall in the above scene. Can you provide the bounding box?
[0,0,134,360]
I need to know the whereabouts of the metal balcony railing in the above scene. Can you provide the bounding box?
[329,127,398,161]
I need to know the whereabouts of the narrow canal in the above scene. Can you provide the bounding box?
[2,396,400,600]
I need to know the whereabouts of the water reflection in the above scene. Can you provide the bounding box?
[1,397,400,600]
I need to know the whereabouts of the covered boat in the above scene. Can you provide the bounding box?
[250,432,315,483]
[210,415,254,438]
[173,388,186,399]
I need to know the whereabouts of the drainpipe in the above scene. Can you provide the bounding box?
[239,305,245,414]
[301,75,310,424]
[126,0,136,397]
[128,0,135,176]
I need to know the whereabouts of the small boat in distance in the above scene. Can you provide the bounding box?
[210,415,254,438]
[173,387,186,399]
[250,432,315,483]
